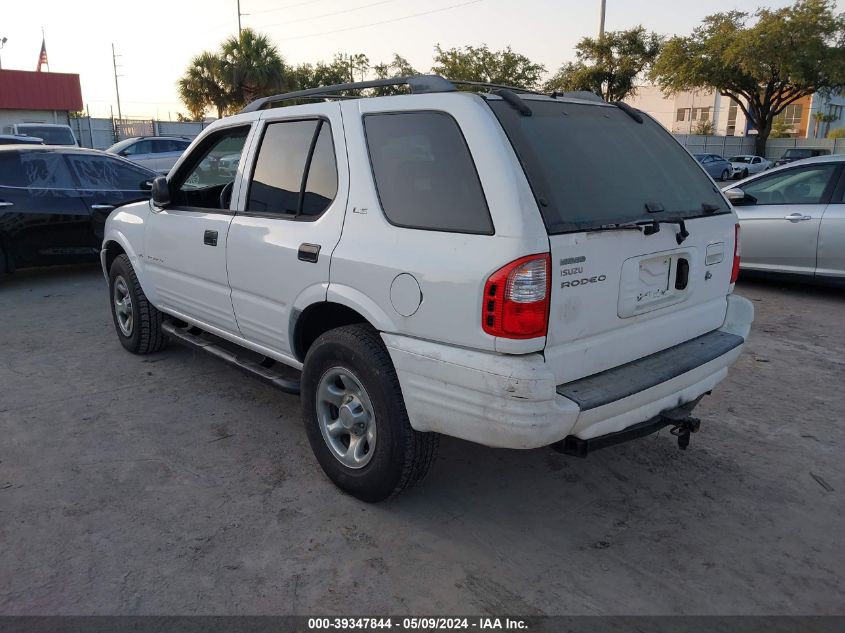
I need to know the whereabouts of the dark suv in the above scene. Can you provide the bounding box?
[774,148,831,167]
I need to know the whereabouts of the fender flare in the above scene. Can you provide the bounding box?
[324,283,398,333]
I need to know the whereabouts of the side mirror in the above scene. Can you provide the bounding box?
[724,187,749,206]
[151,176,171,207]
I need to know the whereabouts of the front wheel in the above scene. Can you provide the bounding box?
[301,324,438,502]
[720,169,730,181]
[108,254,167,354]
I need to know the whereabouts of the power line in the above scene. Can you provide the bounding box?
[260,0,404,29]
[247,0,329,17]
[275,0,485,41]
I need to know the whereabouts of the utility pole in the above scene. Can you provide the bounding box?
[237,0,242,36]
[111,43,123,124]
[598,0,606,38]
[0,36,7,70]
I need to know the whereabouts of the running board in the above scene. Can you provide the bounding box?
[161,321,301,395]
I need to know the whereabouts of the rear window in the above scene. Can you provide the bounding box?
[363,111,493,234]
[17,126,75,145]
[487,99,730,234]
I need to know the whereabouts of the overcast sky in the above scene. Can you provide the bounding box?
[1,0,840,119]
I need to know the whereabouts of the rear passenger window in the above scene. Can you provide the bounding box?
[364,111,492,234]
[247,119,337,218]
[0,153,24,186]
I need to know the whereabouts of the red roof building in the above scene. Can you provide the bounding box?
[0,69,83,127]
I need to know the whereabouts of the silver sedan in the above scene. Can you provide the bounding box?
[723,155,845,282]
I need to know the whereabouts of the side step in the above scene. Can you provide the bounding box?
[161,321,301,395]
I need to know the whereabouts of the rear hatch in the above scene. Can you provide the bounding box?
[487,96,737,385]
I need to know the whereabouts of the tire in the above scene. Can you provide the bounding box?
[0,245,6,275]
[742,169,749,179]
[301,324,439,502]
[720,169,730,181]
[108,254,167,354]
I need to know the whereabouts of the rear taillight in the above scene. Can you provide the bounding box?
[482,253,551,339]
[731,223,741,284]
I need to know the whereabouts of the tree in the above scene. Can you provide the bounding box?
[545,27,661,101]
[813,110,837,138]
[431,44,545,90]
[692,119,715,135]
[651,0,845,155]
[220,28,287,110]
[178,52,229,119]
[372,54,420,95]
[828,127,845,138]
[768,117,793,138]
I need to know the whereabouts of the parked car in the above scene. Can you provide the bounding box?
[724,154,845,282]
[694,153,733,180]
[1,123,77,146]
[0,146,155,273]
[102,76,753,501]
[728,154,770,179]
[773,148,831,167]
[0,134,44,146]
[106,136,192,174]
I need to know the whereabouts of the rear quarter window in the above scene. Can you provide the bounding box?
[363,111,493,235]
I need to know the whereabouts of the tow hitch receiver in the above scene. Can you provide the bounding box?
[552,397,706,457]
[669,417,701,450]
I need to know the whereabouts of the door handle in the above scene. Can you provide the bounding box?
[204,230,218,246]
[298,243,321,263]
[0,201,13,208]
[91,204,115,211]
[784,213,811,222]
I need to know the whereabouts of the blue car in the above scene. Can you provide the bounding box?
[694,153,733,181]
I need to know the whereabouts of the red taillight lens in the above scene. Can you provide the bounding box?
[482,253,551,339]
[731,223,741,284]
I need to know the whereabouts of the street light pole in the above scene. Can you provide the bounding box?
[112,43,123,123]
[0,37,7,70]
[238,0,242,36]
[598,0,606,38]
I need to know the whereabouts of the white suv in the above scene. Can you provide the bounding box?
[101,76,753,501]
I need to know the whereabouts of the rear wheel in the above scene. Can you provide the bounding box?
[301,324,438,502]
[108,254,167,354]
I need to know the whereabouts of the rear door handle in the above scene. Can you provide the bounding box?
[784,213,811,222]
[0,201,13,208]
[204,230,218,246]
[91,204,115,211]
[298,243,321,263]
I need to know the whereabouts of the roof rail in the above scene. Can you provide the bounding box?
[241,75,456,113]
[240,75,543,113]
[550,90,605,103]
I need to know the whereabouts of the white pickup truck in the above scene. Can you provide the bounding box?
[102,76,753,501]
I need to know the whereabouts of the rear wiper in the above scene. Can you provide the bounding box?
[591,219,661,235]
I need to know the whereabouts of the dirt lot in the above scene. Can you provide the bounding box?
[0,265,842,615]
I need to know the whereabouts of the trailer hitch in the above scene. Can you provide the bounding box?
[669,417,701,450]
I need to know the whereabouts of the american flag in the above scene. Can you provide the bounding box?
[36,37,48,72]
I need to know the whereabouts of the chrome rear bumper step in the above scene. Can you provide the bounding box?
[161,321,301,395]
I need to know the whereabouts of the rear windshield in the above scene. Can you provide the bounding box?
[17,126,75,145]
[487,99,730,234]
[784,148,828,158]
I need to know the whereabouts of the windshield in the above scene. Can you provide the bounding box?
[17,126,75,145]
[487,99,729,233]
[784,149,813,158]
[107,138,137,154]
[730,156,751,163]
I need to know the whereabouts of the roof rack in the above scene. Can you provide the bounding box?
[240,74,542,113]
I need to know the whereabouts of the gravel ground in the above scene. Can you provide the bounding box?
[0,264,842,615]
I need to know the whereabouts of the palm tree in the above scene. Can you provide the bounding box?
[177,52,228,119]
[220,28,286,109]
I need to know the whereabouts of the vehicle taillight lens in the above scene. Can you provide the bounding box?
[731,223,741,284]
[482,254,551,339]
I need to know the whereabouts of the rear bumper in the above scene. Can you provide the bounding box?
[384,294,753,450]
